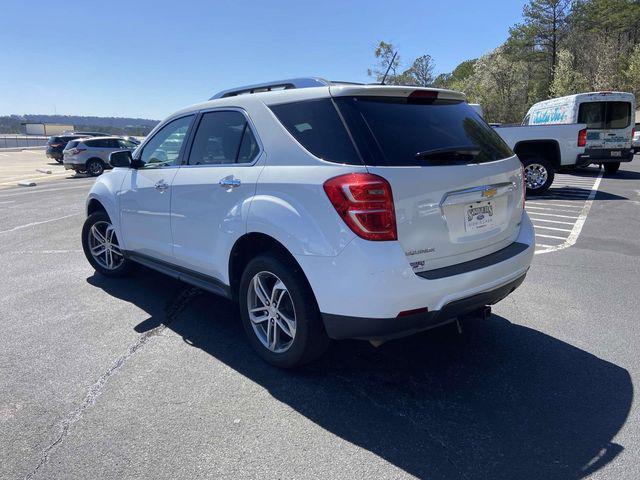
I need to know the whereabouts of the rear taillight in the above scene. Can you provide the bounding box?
[578,128,587,147]
[323,173,397,241]
[632,127,636,140]
[50,143,63,148]
[68,147,86,155]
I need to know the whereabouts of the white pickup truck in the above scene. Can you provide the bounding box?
[494,91,636,194]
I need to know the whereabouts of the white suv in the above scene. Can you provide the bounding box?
[82,78,534,368]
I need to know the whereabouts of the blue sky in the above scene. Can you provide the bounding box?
[0,0,526,119]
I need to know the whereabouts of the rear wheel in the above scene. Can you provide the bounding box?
[55,158,63,164]
[522,157,554,195]
[603,162,620,175]
[86,158,105,177]
[238,253,329,368]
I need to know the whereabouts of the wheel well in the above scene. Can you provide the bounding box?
[228,233,302,302]
[513,141,561,168]
[87,198,107,216]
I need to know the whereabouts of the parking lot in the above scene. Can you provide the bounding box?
[1,150,639,479]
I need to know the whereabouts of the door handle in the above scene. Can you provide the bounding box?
[154,180,169,192]
[219,176,241,188]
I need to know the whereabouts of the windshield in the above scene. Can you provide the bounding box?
[335,96,514,166]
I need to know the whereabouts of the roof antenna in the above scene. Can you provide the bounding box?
[380,51,398,85]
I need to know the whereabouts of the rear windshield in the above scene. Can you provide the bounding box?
[336,96,513,166]
[577,101,632,129]
[270,97,513,166]
[65,140,80,149]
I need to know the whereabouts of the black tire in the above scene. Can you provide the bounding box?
[603,162,620,175]
[522,157,555,195]
[82,211,131,277]
[55,158,63,164]
[238,253,329,368]
[86,158,105,177]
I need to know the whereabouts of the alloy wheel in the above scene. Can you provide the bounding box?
[88,220,124,270]
[246,271,297,353]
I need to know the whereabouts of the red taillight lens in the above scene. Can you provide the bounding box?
[578,128,587,147]
[323,173,397,241]
[632,127,636,140]
[51,143,63,148]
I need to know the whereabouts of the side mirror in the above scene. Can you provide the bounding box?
[109,150,133,168]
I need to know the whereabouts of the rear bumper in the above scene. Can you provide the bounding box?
[46,150,62,160]
[577,148,634,165]
[297,213,534,338]
[323,273,526,340]
[63,162,84,171]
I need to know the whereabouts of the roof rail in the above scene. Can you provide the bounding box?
[209,77,332,100]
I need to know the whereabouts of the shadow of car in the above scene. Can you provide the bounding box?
[88,267,632,480]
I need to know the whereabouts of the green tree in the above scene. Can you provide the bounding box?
[401,55,435,86]
[507,0,572,94]
[550,49,589,96]
[367,41,402,84]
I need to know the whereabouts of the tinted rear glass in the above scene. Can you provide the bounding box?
[65,140,79,149]
[269,99,362,165]
[335,96,513,166]
[578,101,632,129]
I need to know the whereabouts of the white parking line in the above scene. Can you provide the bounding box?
[533,170,603,255]
[536,233,569,240]
[526,202,582,209]
[0,213,80,234]
[524,205,581,214]
[527,217,575,225]
[524,211,579,218]
[534,225,573,232]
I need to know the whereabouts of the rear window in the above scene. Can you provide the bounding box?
[578,101,632,129]
[65,140,80,149]
[269,99,362,165]
[336,96,513,166]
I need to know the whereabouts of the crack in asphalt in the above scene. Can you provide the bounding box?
[24,286,202,480]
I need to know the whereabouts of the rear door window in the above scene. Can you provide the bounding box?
[335,96,513,166]
[269,99,362,165]
[188,111,259,165]
[578,102,606,128]
[606,102,631,129]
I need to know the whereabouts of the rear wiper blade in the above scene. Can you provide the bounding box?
[414,146,481,160]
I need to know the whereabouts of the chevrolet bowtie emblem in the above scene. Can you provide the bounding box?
[482,187,497,198]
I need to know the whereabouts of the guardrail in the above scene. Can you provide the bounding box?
[0,135,49,149]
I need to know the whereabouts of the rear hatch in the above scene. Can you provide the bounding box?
[577,100,634,153]
[331,87,524,273]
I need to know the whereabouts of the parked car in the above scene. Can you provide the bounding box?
[82,78,534,368]
[46,134,90,163]
[633,123,639,153]
[495,91,636,194]
[63,136,137,176]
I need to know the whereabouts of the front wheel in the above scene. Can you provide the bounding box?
[522,157,555,195]
[603,162,620,175]
[238,253,329,368]
[82,211,131,277]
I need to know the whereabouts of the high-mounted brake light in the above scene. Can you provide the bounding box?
[578,128,587,147]
[323,173,397,241]
[408,90,438,99]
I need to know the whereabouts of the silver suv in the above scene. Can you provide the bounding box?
[63,136,138,176]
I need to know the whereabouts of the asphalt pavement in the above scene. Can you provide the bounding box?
[1,155,639,479]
